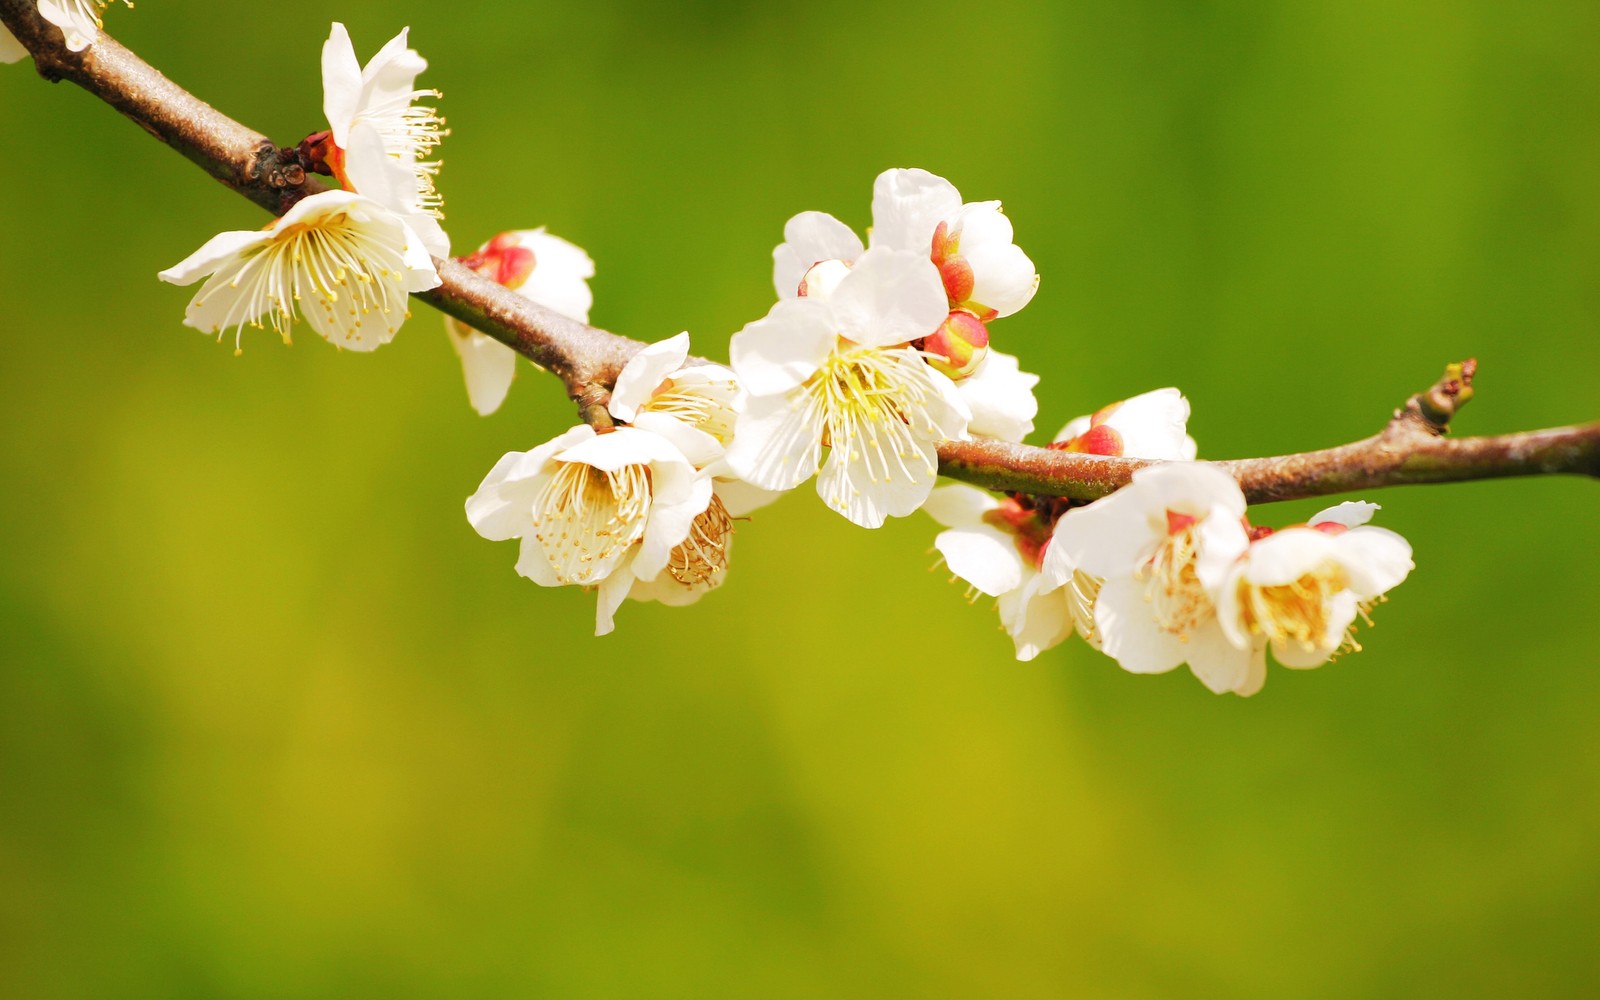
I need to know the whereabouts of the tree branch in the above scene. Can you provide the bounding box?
[6,2,1596,500]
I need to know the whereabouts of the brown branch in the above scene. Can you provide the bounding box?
[939,361,1600,502]
[5,2,1596,499]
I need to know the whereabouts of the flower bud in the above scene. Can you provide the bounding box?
[923,308,989,378]
[459,232,537,290]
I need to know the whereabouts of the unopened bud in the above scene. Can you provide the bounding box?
[797,258,851,299]
[459,232,537,290]
[923,309,989,378]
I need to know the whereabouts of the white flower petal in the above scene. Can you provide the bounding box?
[1336,526,1414,598]
[630,411,723,469]
[1193,502,1251,593]
[869,167,962,253]
[446,322,517,416]
[1311,500,1380,528]
[37,0,99,51]
[964,241,1039,318]
[611,332,691,421]
[636,471,713,581]
[815,433,938,529]
[1095,575,1189,675]
[158,229,275,287]
[320,22,364,146]
[829,248,947,348]
[514,229,595,321]
[958,350,1040,442]
[1238,527,1337,588]
[922,483,1001,528]
[513,533,563,587]
[593,562,635,636]
[729,298,835,396]
[1104,388,1196,461]
[705,471,783,518]
[1046,495,1147,582]
[935,525,1025,597]
[1184,621,1259,695]
[773,211,863,299]
[1,27,30,63]
[725,390,825,493]
[1002,572,1075,662]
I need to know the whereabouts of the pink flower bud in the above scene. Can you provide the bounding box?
[460,232,537,289]
[922,309,990,378]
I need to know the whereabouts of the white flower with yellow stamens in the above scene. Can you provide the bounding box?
[2,1,131,62]
[728,248,970,528]
[1049,462,1264,695]
[447,228,595,415]
[158,190,440,354]
[321,22,449,257]
[1217,502,1413,671]
[465,425,716,635]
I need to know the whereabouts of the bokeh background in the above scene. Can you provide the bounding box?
[3,1,1598,996]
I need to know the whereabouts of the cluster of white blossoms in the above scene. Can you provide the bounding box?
[0,0,128,61]
[927,386,1413,694]
[115,15,1417,684]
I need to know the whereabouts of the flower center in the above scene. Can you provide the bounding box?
[532,461,652,585]
[1137,522,1212,641]
[1237,564,1356,654]
[803,345,942,496]
[665,495,733,588]
[643,378,739,444]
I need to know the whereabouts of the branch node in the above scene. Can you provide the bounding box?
[1403,357,1478,436]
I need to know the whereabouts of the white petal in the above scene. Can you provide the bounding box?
[1001,574,1075,661]
[611,332,691,421]
[593,563,635,636]
[358,27,427,104]
[829,248,947,348]
[922,483,1001,528]
[729,298,834,396]
[773,212,863,299]
[1311,500,1380,528]
[725,390,825,493]
[1047,494,1149,582]
[555,424,686,473]
[1104,388,1195,461]
[0,27,29,63]
[636,472,713,581]
[950,200,1014,247]
[37,0,97,51]
[706,471,783,518]
[935,525,1025,597]
[869,167,962,252]
[513,533,563,587]
[1336,526,1414,598]
[1133,462,1247,523]
[1193,502,1251,594]
[446,321,517,416]
[1184,621,1259,695]
[1095,575,1188,675]
[320,22,363,144]
[958,350,1040,442]
[1214,563,1251,649]
[965,242,1039,318]
[630,411,723,469]
[1239,528,1337,588]
[158,229,275,286]
[815,433,939,528]
[1233,645,1270,696]
[514,229,595,321]
[1272,591,1355,669]
[339,121,409,208]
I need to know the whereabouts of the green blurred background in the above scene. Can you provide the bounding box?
[3,1,1598,996]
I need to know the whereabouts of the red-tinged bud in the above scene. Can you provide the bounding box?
[1311,521,1349,536]
[459,233,538,290]
[1078,424,1125,456]
[797,258,851,298]
[982,497,1051,569]
[923,309,989,378]
[1248,523,1276,542]
[1166,509,1197,535]
[940,255,975,304]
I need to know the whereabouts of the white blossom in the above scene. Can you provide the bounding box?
[465,425,717,635]
[1054,387,1199,460]
[321,22,449,257]
[1047,462,1264,695]
[1216,502,1413,670]
[158,190,440,354]
[446,229,595,415]
[728,248,970,528]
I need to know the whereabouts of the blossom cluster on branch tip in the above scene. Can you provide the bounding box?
[1,0,129,61]
[731,168,1043,528]
[158,23,449,353]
